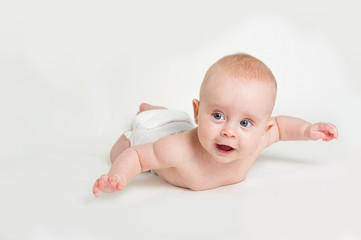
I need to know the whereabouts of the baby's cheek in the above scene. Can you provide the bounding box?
[198,125,214,144]
[241,135,259,152]
[198,126,211,141]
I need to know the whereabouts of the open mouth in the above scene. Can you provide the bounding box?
[216,144,235,154]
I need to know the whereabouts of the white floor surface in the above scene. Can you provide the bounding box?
[1,1,361,239]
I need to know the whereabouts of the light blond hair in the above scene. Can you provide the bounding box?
[200,53,277,99]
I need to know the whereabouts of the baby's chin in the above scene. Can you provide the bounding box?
[211,149,253,164]
[211,154,241,164]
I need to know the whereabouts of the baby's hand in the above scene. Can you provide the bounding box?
[92,174,125,198]
[305,122,338,141]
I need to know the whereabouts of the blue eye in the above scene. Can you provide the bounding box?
[240,120,252,127]
[213,113,224,120]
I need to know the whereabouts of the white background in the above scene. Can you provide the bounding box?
[1,0,360,239]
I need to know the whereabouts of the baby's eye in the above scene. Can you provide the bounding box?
[240,120,252,128]
[213,113,224,120]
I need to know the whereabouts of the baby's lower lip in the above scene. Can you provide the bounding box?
[216,144,235,154]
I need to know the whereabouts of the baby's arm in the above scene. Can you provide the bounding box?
[92,136,177,198]
[93,148,141,198]
[272,116,338,142]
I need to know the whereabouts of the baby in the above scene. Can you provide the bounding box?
[93,53,338,197]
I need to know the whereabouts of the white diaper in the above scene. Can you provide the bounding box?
[124,109,195,146]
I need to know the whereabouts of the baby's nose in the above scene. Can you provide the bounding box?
[221,127,236,138]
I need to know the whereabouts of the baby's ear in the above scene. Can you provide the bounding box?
[263,119,275,135]
[192,99,200,124]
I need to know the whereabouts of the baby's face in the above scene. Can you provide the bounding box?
[194,72,276,164]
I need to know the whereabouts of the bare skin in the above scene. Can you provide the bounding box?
[94,103,166,197]
[109,103,165,164]
[93,92,338,197]
[93,54,338,198]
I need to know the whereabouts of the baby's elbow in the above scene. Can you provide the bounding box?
[133,143,161,172]
[131,147,147,173]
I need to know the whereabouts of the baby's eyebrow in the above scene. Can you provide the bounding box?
[239,112,260,122]
[207,104,225,110]
[208,104,260,122]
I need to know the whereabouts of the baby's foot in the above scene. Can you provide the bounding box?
[93,174,125,198]
[137,103,166,115]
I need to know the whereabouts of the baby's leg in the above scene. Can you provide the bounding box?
[110,103,167,164]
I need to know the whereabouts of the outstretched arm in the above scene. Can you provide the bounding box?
[273,115,338,141]
[93,147,143,198]
[263,115,338,148]
[93,135,178,198]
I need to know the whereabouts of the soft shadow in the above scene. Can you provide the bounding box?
[125,172,173,189]
[255,153,322,166]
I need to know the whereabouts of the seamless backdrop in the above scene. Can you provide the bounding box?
[1,1,360,239]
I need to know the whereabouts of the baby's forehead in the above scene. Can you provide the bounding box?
[213,67,275,85]
[202,71,276,96]
[201,74,276,116]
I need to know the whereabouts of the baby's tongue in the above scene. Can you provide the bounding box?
[219,145,233,151]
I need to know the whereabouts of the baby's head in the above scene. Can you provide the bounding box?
[198,53,277,110]
[193,53,277,163]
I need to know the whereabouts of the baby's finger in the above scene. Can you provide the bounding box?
[116,182,123,191]
[318,123,337,137]
[329,124,338,139]
[326,124,338,139]
[322,130,337,141]
[99,174,109,188]
[94,191,100,198]
[318,122,331,131]
[109,175,119,188]
[322,135,332,141]
[93,180,100,198]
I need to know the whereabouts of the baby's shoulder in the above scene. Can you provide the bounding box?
[153,129,195,165]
